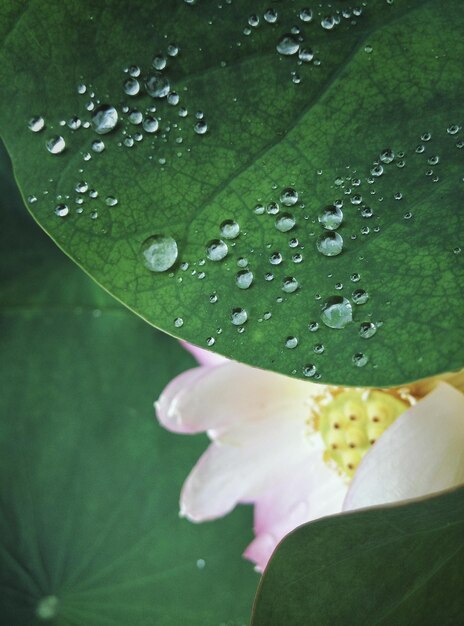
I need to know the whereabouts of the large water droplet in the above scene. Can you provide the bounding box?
[55,203,69,217]
[276,34,300,56]
[316,231,343,256]
[318,205,343,230]
[321,296,353,329]
[46,135,66,154]
[236,270,253,289]
[124,78,140,96]
[231,308,248,325]
[92,105,118,134]
[206,239,228,261]
[285,336,299,349]
[142,235,178,272]
[145,73,170,98]
[220,219,240,239]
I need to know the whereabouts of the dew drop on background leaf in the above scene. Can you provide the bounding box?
[91,104,118,134]
[141,235,178,272]
[282,276,299,293]
[145,73,170,98]
[143,116,159,133]
[285,336,298,349]
[321,296,353,329]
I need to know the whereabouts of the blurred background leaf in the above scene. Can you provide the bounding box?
[0,144,257,625]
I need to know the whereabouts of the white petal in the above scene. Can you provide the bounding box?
[180,408,317,521]
[244,453,347,570]
[343,382,464,512]
[180,340,228,367]
[156,361,317,435]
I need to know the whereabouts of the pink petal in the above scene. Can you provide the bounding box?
[156,361,313,436]
[180,340,229,367]
[244,453,347,571]
[343,382,464,512]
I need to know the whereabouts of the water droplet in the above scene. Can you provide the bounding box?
[206,239,228,261]
[167,43,179,57]
[361,206,373,218]
[46,135,66,154]
[359,321,377,338]
[394,191,403,200]
[55,203,69,217]
[194,120,208,135]
[220,219,240,239]
[276,34,300,56]
[285,336,298,349]
[196,558,206,569]
[352,288,369,304]
[351,194,362,205]
[124,78,140,96]
[379,148,395,164]
[427,155,440,165]
[280,187,298,206]
[308,321,319,332]
[267,201,280,215]
[314,343,325,354]
[174,317,184,328]
[321,16,335,30]
[206,337,215,347]
[236,270,253,289]
[264,8,278,23]
[75,181,88,193]
[265,272,274,281]
[453,246,461,255]
[254,203,265,215]
[128,110,143,125]
[275,213,296,232]
[67,116,81,130]
[231,308,248,325]
[298,48,314,63]
[168,91,180,106]
[209,293,218,303]
[321,296,353,329]
[318,205,343,230]
[143,116,159,133]
[352,352,369,367]
[36,596,59,620]
[316,231,343,256]
[299,8,313,22]
[350,273,360,282]
[145,73,170,98]
[105,196,118,206]
[77,83,87,94]
[303,364,317,377]
[28,116,45,132]
[269,251,283,265]
[142,235,178,272]
[447,124,460,135]
[282,277,299,293]
[91,139,105,153]
[92,105,118,134]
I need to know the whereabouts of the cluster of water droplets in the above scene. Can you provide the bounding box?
[27,38,211,222]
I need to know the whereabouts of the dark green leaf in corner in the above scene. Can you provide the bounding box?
[252,488,464,626]
[0,0,463,385]
[0,149,256,625]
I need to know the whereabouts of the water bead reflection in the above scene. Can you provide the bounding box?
[142,235,178,272]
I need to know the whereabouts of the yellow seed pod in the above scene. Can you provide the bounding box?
[318,390,409,478]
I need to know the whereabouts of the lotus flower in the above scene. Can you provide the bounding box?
[156,343,464,571]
